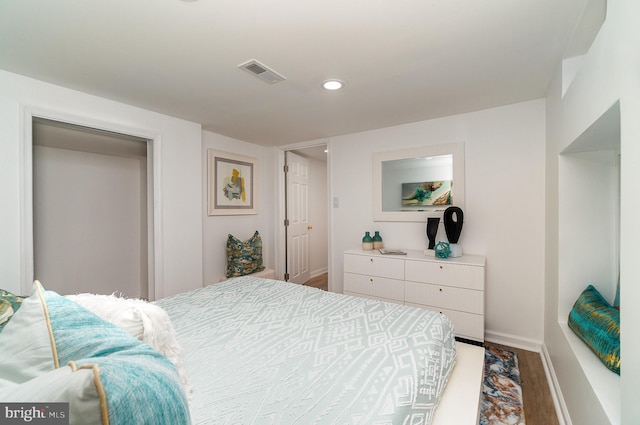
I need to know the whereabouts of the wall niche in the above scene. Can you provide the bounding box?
[558,100,620,424]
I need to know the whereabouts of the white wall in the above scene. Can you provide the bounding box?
[544,1,640,424]
[558,150,619,314]
[33,146,146,298]
[328,99,546,345]
[201,130,276,284]
[0,69,203,298]
[307,156,328,276]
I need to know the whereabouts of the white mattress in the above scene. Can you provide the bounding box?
[432,341,485,425]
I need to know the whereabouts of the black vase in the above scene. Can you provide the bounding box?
[443,206,463,244]
[426,217,440,250]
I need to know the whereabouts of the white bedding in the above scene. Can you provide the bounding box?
[156,276,460,425]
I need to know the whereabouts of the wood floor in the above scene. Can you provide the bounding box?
[484,342,559,425]
[303,273,329,291]
[303,273,559,425]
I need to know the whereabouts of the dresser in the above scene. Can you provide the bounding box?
[343,249,486,342]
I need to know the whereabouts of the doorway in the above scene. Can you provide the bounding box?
[283,145,328,286]
[30,118,154,298]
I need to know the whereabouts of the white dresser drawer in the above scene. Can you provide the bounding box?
[405,259,483,290]
[344,272,404,302]
[406,303,484,341]
[344,253,404,280]
[404,281,483,314]
[343,249,485,342]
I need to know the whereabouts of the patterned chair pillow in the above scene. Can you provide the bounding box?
[0,289,26,333]
[568,284,620,375]
[226,231,265,278]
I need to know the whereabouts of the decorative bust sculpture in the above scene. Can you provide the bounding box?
[443,206,463,257]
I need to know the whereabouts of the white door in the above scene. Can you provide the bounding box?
[286,152,310,284]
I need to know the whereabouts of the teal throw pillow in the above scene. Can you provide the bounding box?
[568,284,620,375]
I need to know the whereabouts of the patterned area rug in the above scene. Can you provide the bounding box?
[480,346,526,425]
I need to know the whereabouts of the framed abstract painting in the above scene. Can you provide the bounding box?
[208,150,257,215]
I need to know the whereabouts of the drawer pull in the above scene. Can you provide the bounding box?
[439,288,443,292]
[370,278,374,283]
[370,258,374,262]
[439,265,443,269]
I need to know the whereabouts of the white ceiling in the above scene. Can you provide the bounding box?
[0,0,587,147]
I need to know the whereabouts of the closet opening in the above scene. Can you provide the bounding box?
[31,118,154,299]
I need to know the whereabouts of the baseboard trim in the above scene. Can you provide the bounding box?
[310,267,328,278]
[540,343,572,425]
[484,329,543,352]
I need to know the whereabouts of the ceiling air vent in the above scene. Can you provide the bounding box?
[238,59,286,84]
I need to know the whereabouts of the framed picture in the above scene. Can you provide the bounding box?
[208,150,257,215]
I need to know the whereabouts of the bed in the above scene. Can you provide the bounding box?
[155,276,485,425]
[0,276,483,424]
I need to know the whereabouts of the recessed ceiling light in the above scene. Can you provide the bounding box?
[322,80,344,91]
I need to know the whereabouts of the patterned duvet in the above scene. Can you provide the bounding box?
[155,276,456,425]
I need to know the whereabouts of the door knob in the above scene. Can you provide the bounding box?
[307,225,313,230]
